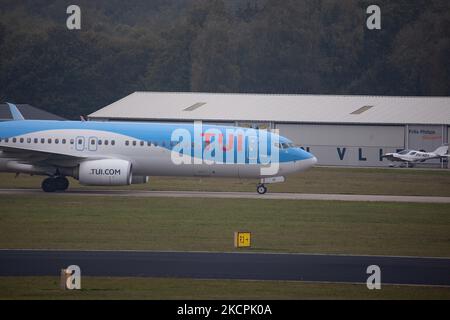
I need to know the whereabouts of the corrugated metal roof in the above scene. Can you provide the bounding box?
[88,92,450,125]
[0,104,65,121]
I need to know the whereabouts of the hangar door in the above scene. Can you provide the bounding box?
[276,124,405,167]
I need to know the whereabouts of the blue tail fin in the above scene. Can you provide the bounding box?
[6,102,25,120]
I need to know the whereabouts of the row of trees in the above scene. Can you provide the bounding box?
[0,0,449,118]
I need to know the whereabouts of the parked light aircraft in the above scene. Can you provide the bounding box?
[0,103,317,194]
[381,145,449,167]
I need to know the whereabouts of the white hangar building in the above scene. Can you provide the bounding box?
[88,92,450,168]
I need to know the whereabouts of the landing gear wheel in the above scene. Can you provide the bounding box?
[257,184,267,195]
[55,176,69,191]
[41,177,57,193]
[41,176,69,192]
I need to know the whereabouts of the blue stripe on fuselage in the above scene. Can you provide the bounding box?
[0,120,313,163]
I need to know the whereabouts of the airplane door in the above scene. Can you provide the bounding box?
[75,136,85,151]
[88,136,98,151]
[238,134,261,178]
[248,135,258,162]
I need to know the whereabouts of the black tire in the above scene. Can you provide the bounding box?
[41,178,57,192]
[257,184,267,195]
[55,177,69,191]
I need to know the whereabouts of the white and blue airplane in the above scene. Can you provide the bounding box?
[0,103,317,194]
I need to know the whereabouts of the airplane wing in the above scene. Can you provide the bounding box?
[0,144,86,167]
[0,103,88,169]
[381,154,409,162]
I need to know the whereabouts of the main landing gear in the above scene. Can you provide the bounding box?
[256,183,267,195]
[41,176,69,192]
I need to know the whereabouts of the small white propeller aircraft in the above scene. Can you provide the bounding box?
[382,145,449,167]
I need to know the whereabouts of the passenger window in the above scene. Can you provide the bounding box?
[140,141,144,146]
[5,138,9,143]
[104,140,109,146]
[111,140,115,146]
[147,141,152,146]
[62,139,66,144]
[48,138,52,144]
[12,138,17,143]
[125,141,129,146]
[154,142,158,147]
[132,141,137,146]
[90,139,95,145]
[98,140,102,145]
[34,138,38,143]
[41,138,45,143]
[70,139,74,145]
[55,139,59,144]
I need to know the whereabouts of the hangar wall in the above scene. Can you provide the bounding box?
[88,92,450,169]
[276,124,405,167]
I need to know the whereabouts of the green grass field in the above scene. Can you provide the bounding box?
[1,277,449,300]
[1,166,450,196]
[1,195,449,257]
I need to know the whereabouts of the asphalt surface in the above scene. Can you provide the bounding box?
[1,189,450,203]
[1,249,449,286]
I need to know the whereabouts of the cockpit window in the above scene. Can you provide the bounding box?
[409,151,416,155]
[274,142,295,149]
[398,150,410,155]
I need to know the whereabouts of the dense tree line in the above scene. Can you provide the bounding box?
[0,0,449,118]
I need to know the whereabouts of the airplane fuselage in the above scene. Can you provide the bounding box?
[383,150,441,163]
[0,120,317,192]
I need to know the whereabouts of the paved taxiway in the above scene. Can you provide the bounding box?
[1,189,450,203]
[1,249,449,286]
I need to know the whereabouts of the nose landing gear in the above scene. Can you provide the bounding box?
[256,184,267,195]
[256,176,285,194]
[41,176,70,192]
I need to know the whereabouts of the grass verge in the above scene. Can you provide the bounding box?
[1,276,449,300]
[0,195,449,257]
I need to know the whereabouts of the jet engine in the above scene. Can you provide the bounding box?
[77,159,132,186]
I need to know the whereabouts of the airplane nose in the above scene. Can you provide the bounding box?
[294,154,317,172]
[306,156,317,169]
